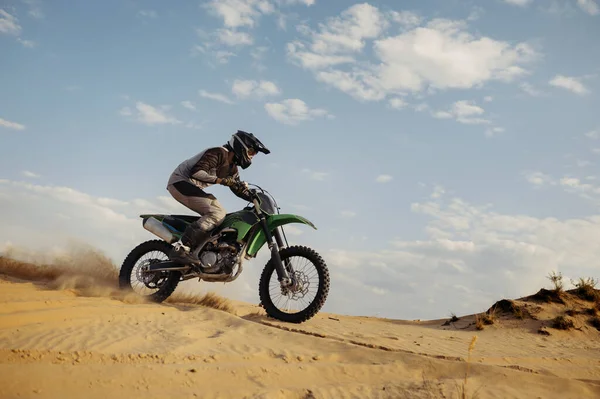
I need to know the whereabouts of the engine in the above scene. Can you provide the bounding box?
[199,241,240,274]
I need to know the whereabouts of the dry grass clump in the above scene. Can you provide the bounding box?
[551,315,574,330]
[475,313,496,330]
[565,308,579,317]
[491,299,527,320]
[570,277,599,302]
[456,336,481,399]
[442,312,460,326]
[167,292,234,314]
[584,307,598,316]
[588,316,600,330]
[528,271,567,304]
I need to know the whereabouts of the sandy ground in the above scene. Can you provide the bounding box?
[1,273,600,399]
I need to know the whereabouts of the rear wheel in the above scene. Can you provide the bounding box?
[259,245,330,323]
[118,240,181,303]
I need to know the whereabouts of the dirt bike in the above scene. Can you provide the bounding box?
[118,183,330,323]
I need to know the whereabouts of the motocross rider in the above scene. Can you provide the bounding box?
[166,130,270,266]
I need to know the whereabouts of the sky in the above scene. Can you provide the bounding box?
[1,0,599,321]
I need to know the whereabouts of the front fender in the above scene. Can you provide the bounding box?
[245,214,317,256]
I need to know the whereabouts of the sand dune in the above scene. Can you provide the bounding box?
[1,252,599,398]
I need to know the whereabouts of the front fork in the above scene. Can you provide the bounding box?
[254,200,293,288]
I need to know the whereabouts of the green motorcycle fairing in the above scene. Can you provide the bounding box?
[140,209,260,242]
[139,211,316,257]
[245,213,317,257]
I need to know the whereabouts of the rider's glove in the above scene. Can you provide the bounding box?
[219,176,237,187]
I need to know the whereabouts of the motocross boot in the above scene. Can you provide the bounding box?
[169,224,210,266]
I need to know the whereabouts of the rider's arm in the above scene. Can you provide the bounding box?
[228,177,253,202]
[190,148,225,184]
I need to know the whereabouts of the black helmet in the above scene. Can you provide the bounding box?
[226,130,270,169]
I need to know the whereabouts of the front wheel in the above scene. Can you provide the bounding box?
[259,245,330,323]
[118,240,181,303]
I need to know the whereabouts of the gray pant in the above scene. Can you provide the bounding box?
[167,183,227,232]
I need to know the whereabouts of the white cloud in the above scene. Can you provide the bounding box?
[484,96,493,102]
[125,102,182,126]
[308,3,388,55]
[119,107,132,116]
[503,0,533,6]
[201,0,314,65]
[388,97,408,110]
[374,22,534,92]
[216,28,254,46]
[0,9,35,47]
[232,79,281,99]
[389,11,422,28]
[275,0,315,5]
[433,100,491,125]
[430,185,445,199]
[17,37,35,47]
[301,168,328,181]
[485,127,505,138]
[204,0,273,28]
[0,10,21,36]
[287,6,538,103]
[524,171,555,187]
[250,46,269,70]
[321,184,600,319]
[286,42,355,69]
[0,117,25,131]
[181,101,196,111]
[264,98,332,125]
[520,82,544,97]
[549,75,589,95]
[22,171,40,179]
[199,90,235,104]
[184,121,203,130]
[315,69,386,101]
[138,10,158,19]
[375,174,393,183]
[524,170,600,203]
[22,0,44,19]
[190,34,239,65]
[586,130,599,139]
[577,0,600,15]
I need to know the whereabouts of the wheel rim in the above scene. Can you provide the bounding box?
[129,249,172,296]
[267,255,320,315]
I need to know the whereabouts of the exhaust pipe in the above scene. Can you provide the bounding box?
[143,217,178,243]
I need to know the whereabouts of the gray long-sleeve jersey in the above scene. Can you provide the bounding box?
[167,146,252,201]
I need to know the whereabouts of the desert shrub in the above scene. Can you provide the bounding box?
[443,312,460,326]
[551,315,574,330]
[565,308,579,316]
[475,311,495,330]
[584,307,598,316]
[547,271,564,292]
[530,288,565,304]
[571,277,599,302]
[493,299,527,319]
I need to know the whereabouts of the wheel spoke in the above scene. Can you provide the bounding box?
[264,254,321,316]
